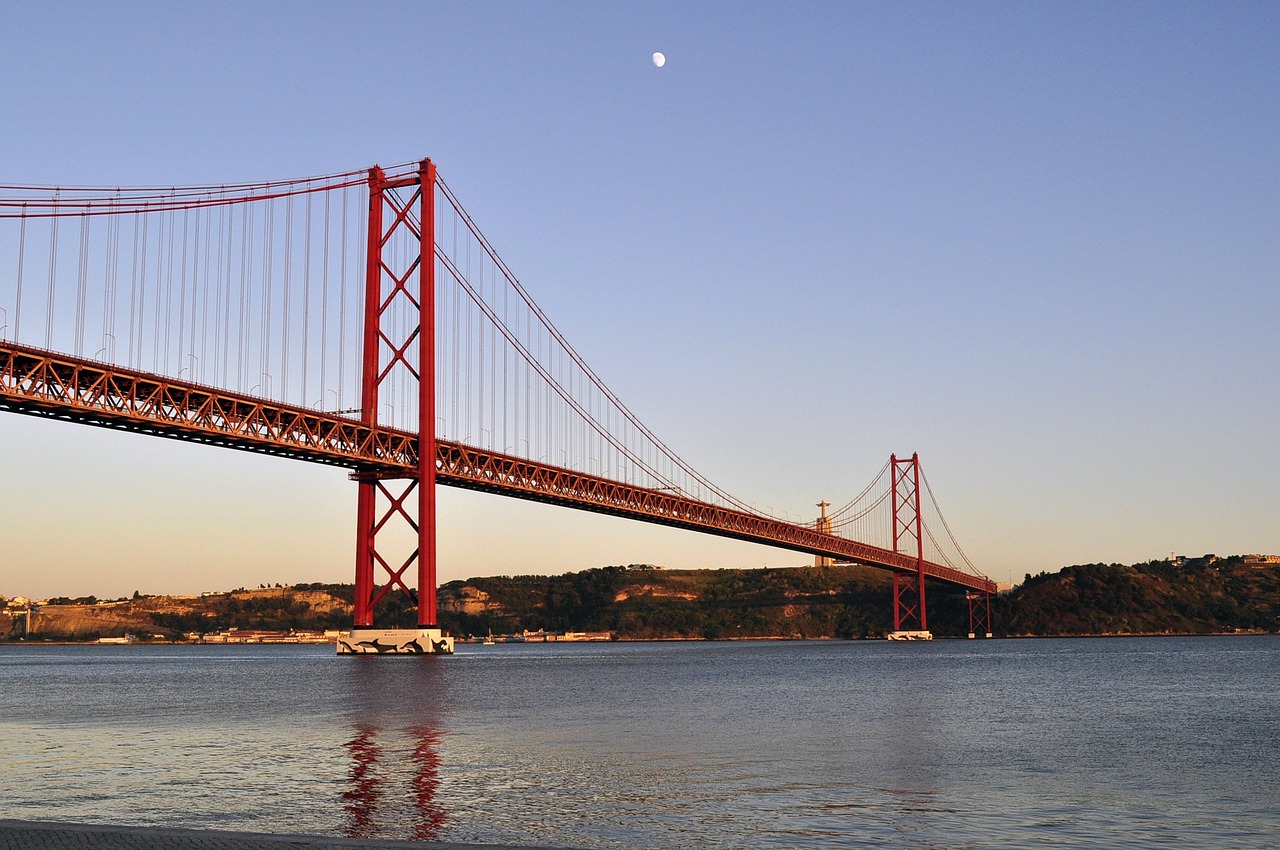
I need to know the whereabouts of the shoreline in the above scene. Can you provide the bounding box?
[0,819,577,850]
[1,630,1275,648]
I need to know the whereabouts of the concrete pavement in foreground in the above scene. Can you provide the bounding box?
[0,820,580,850]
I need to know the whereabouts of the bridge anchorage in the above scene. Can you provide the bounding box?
[0,157,997,651]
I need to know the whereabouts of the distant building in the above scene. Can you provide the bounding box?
[1244,554,1280,566]
[195,628,331,644]
[518,629,613,642]
[814,501,834,568]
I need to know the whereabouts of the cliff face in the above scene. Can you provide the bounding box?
[4,585,355,641]
[17,602,141,639]
[439,585,497,616]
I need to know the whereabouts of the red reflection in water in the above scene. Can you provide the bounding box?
[342,724,447,841]
[409,724,446,840]
[343,725,382,838]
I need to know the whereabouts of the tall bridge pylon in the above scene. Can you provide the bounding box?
[353,160,437,632]
[890,453,929,638]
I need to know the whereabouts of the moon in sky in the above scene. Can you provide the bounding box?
[652,52,666,68]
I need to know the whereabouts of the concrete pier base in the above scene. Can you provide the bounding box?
[886,630,933,641]
[336,628,454,655]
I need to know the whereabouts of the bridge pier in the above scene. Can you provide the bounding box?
[888,453,932,640]
[350,158,448,650]
[888,571,931,640]
[337,628,454,655]
[967,591,994,638]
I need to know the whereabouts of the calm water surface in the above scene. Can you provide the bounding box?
[0,637,1276,849]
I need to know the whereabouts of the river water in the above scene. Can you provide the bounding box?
[0,637,1276,849]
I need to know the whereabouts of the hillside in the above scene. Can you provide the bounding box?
[436,563,977,639]
[2,566,965,641]
[444,558,1280,638]
[997,555,1280,635]
[1,584,356,642]
[5,556,1279,641]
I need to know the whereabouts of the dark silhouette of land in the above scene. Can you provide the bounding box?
[4,555,1277,641]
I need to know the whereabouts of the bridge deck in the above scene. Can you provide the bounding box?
[0,341,995,594]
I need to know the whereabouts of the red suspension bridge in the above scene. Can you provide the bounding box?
[0,159,995,650]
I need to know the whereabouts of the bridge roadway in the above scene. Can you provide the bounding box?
[0,340,996,595]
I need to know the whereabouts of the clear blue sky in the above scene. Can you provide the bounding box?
[2,1,1277,599]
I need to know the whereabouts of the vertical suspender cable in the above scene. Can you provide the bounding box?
[178,206,190,377]
[135,212,148,368]
[14,207,26,342]
[164,206,177,373]
[262,199,274,396]
[152,208,166,372]
[189,203,198,378]
[475,248,484,444]
[320,190,331,408]
[489,258,496,448]
[465,238,472,441]
[238,201,251,390]
[127,212,139,366]
[73,210,84,352]
[283,195,293,400]
[502,266,509,452]
[45,201,59,349]
[102,211,116,359]
[217,204,230,388]
[340,185,350,412]
[75,212,89,355]
[301,193,311,405]
[450,205,459,440]
[198,205,212,383]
